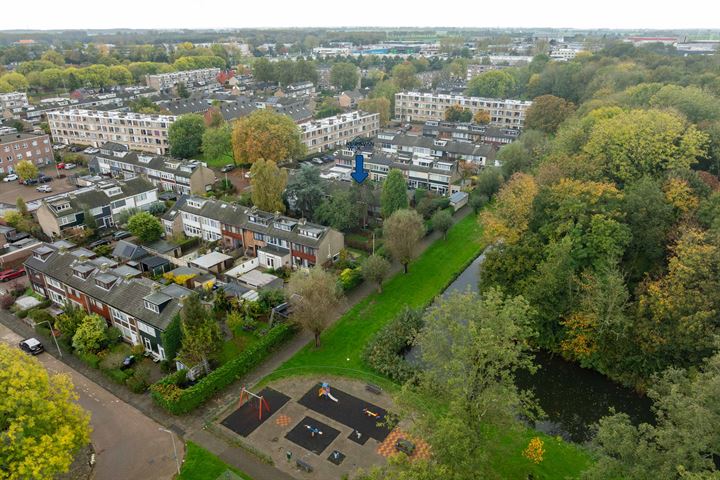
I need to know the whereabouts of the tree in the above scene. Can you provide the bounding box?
[177,294,221,375]
[287,267,343,347]
[315,97,342,118]
[431,209,453,239]
[201,124,232,162]
[383,209,425,273]
[314,190,361,232]
[127,211,163,243]
[108,65,133,85]
[15,197,27,217]
[445,104,472,122]
[168,114,205,158]
[391,62,419,90]
[285,165,326,219]
[480,173,538,245]
[72,314,108,353]
[358,97,391,126]
[381,169,408,218]
[523,437,545,465]
[473,110,491,125]
[55,303,86,340]
[176,82,190,98]
[250,159,288,212]
[82,207,97,232]
[0,344,91,479]
[330,62,359,90]
[231,109,304,165]
[466,70,517,98]
[525,94,575,134]
[252,58,277,83]
[161,315,182,362]
[14,160,38,181]
[361,254,390,292]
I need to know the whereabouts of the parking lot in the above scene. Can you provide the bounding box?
[0,165,77,204]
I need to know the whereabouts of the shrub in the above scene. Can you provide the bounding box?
[93,244,113,257]
[126,365,150,393]
[105,368,131,384]
[76,351,101,369]
[338,267,363,291]
[16,309,29,319]
[257,289,286,313]
[100,350,125,371]
[150,323,294,414]
[226,310,244,333]
[0,294,15,310]
[131,344,146,356]
[362,306,423,383]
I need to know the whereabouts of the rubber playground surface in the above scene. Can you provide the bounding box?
[221,387,291,437]
[285,416,341,455]
[298,383,392,442]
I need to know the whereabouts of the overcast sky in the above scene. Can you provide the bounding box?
[1,0,718,31]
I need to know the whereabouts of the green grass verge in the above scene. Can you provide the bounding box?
[265,213,484,382]
[179,441,252,480]
[196,149,234,169]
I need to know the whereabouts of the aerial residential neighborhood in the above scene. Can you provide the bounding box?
[1,4,720,480]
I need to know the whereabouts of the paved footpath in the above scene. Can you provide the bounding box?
[0,205,475,480]
[0,322,182,480]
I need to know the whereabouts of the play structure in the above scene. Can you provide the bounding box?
[318,382,338,402]
[363,408,381,419]
[238,387,271,420]
[305,424,324,437]
[285,416,340,455]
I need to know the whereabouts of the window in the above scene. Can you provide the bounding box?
[144,300,159,313]
[137,321,156,336]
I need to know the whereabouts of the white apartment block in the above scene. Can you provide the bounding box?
[299,111,380,154]
[145,68,221,91]
[0,92,29,114]
[395,92,532,130]
[48,109,176,155]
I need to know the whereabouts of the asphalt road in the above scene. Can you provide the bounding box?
[0,323,183,480]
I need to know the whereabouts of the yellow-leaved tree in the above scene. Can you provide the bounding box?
[480,172,539,245]
[0,343,91,479]
[523,437,545,464]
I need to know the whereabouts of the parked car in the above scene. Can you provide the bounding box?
[87,238,110,249]
[63,163,77,170]
[68,145,83,152]
[56,163,65,169]
[3,174,18,182]
[38,175,52,183]
[19,338,44,355]
[112,230,131,240]
[22,178,38,186]
[0,268,25,282]
[52,144,66,151]
[83,147,99,154]
[36,185,52,193]
[220,164,236,172]
[312,157,323,165]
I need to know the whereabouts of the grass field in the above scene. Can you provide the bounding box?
[262,212,593,479]
[179,442,252,480]
[196,149,234,168]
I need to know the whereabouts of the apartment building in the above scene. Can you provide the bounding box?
[394,91,532,129]
[0,132,53,173]
[48,109,176,154]
[162,197,344,269]
[0,92,30,118]
[93,142,216,195]
[145,68,221,91]
[24,244,190,360]
[334,148,460,195]
[299,111,380,154]
[35,177,158,237]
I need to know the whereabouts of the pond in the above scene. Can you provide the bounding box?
[407,251,654,444]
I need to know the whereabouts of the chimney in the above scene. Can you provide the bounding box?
[151,283,162,292]
[100,263,109,272]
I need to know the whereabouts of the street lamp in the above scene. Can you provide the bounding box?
[158,427,181,475]
[35,320,62,357]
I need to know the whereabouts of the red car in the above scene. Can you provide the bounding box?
[0,268,26,282]
[56,163,66,169]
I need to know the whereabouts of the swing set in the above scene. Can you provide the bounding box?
[238,387,271,421]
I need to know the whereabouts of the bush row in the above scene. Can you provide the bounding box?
[150,323,295,414]
[362,307,423,383]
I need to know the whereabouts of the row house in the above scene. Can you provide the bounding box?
[48,109,176,155]
[422,120,520,146]
[376,131,496,166]
[93,142,216,195]
[0,92,30,119]
[394,91,532,129]
[334,149,460,195]
[24,244,190,360]
[162,196,344,269]
[299,111,380,154]
[0,132,53,173]
[35,177,158,238]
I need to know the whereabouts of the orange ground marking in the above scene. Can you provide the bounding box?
[275,414,292,427]
[376,428,431,461]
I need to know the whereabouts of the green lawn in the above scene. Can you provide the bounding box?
[196,149,234,169]
[265,213,484,384]
[263,212,593,479]
[179,441,252,480]
[217,330,260,365]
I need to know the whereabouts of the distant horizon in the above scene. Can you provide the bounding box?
[1,0,719,32]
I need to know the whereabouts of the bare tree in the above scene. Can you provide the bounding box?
[288,267,343,348]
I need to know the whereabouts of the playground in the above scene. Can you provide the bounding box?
[216,377,429,479]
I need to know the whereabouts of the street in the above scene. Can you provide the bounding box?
[0,323,183,480]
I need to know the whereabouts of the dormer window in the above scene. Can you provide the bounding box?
[187,198,206,209]
[52,202,71,212]
[94,273,118,290]
[72,264,94,280]
[144,300,159,313]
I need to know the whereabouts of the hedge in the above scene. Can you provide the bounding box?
[151,323,295,414]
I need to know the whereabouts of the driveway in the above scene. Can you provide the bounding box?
[0,323,183,480]
[0,166,77,204]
